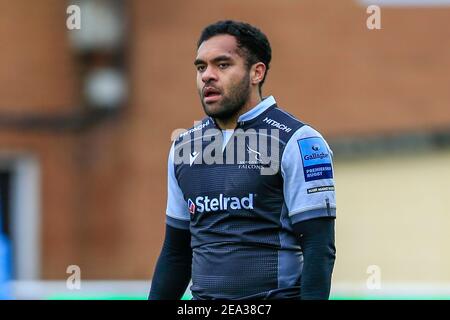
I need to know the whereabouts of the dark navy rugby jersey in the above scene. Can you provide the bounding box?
[165,96,336,300]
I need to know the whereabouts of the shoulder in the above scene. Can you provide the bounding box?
[258,105,332,153]
[263,106,304,132]
[266,105,331,148]
[267,107,333,165]
[255,105,305,147]
[262,105,331,147]
[283,124,333,157]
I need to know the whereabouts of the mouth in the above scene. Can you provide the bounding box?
[203,87,222,103]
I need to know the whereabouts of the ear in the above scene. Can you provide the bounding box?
[250,62,266,86]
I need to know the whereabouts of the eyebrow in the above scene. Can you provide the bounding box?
[194,55,233,66]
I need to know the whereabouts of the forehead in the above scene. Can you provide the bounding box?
[196,34,242,61]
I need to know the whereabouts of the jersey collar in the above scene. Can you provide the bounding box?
[237,95,276,123]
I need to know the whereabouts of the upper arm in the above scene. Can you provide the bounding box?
[281,125,336,225]
[166,142,190,230]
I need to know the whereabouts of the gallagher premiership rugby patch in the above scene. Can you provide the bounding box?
[297,137,333,182]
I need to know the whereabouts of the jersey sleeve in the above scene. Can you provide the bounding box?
[166,142,190,230]
[281,125,336,224]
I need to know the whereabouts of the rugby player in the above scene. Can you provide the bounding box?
[149,20,336,300]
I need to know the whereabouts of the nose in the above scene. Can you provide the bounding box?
[201,65,218,83]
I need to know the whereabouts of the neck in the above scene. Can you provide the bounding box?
[215,90,262,129]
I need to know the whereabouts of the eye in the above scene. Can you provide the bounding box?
[218,63,229,69]
[196,65,206,72]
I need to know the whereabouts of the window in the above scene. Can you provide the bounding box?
[0,156,40,280]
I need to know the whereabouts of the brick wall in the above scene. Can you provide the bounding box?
[0,0,449,279]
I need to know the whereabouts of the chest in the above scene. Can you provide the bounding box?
[174,131,285,209]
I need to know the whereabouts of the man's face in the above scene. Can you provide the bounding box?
[195,34,251,120]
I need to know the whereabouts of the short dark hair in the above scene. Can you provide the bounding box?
[197,20,272,92]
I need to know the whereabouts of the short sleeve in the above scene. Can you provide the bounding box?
[166,142,190,230]
[281,125,337,224]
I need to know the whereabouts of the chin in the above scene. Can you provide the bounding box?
[203,102,223,116]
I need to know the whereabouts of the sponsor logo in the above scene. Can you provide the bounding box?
[188,199,196,214]
[189,151,200,166]
[298,137,333,182]
[307,185,335,194]
[179,120,210,138]
[303,152,329,161]
[187,193,254,214]
[262,117,292,133]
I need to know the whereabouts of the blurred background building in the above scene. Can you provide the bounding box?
[0,0,449,299]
